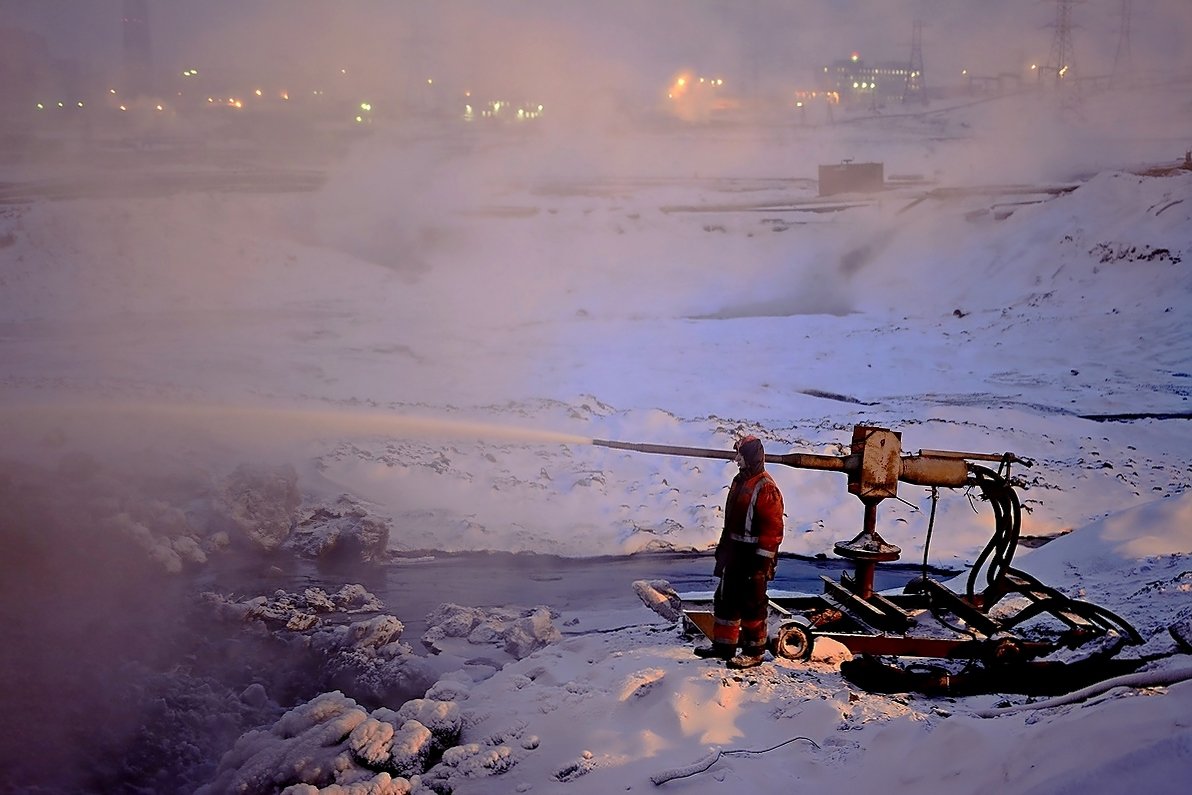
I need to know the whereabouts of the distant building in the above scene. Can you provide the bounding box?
[818,52,921,106]
[818,161,884,197]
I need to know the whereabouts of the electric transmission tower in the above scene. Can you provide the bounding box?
[1043,0,1081,109]
[121,0,153,95]
[902,19,927,106]
[1112,0,1134,87]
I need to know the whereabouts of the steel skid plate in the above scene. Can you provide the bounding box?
[680,578,1084,664]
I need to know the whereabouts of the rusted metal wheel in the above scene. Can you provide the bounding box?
[773,618,815,661]
[985,637,1025,665]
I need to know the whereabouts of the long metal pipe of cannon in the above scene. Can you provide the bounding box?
[591,438,851,472]
[593,427,1032,495]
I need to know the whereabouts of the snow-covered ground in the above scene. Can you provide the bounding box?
[2,82,1191,793]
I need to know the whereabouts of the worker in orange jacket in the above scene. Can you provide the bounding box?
[694,435,785,669]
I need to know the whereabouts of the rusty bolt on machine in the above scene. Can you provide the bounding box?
[595,425,1143,693]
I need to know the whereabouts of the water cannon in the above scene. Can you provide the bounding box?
[598,423,1141,686]
[595,424,1033,598]
[595,424,1032,493]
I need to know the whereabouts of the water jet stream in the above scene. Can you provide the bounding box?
[0,400,595,448]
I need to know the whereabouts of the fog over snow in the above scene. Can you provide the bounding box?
[2,1,1192,793]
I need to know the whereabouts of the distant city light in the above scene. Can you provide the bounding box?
[21,47,737,132]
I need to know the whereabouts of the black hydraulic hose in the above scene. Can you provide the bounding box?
[998,564,1046,591]
[998,594,1143,644]
[961,472,1144,645]
[989,469,1019,584]
[999,566,1144,645]
[990,478,1022,588]
[1003,478,1022,571]
[965,465,1022,601]
[920,486,938,580]
[967,470,1001,598]
[984,476,1007,589]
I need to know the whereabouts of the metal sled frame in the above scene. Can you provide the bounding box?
[681,565,1143,665]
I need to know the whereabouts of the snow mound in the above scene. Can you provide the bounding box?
[420,603,563,661]
[200,689,532,795]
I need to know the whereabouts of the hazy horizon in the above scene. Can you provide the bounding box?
[4,0,1190,109]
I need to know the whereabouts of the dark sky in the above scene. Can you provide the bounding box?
[3,1,1189,99]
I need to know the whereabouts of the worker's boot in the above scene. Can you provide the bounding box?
[693,642,736,660]
[726,646,766,669]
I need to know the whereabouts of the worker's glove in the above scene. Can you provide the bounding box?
[713,546,726,578]
[757,552,777,581]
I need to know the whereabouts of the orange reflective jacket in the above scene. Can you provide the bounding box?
[716,469,784,578]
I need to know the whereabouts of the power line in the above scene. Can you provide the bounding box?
[1112,0,1134,87]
